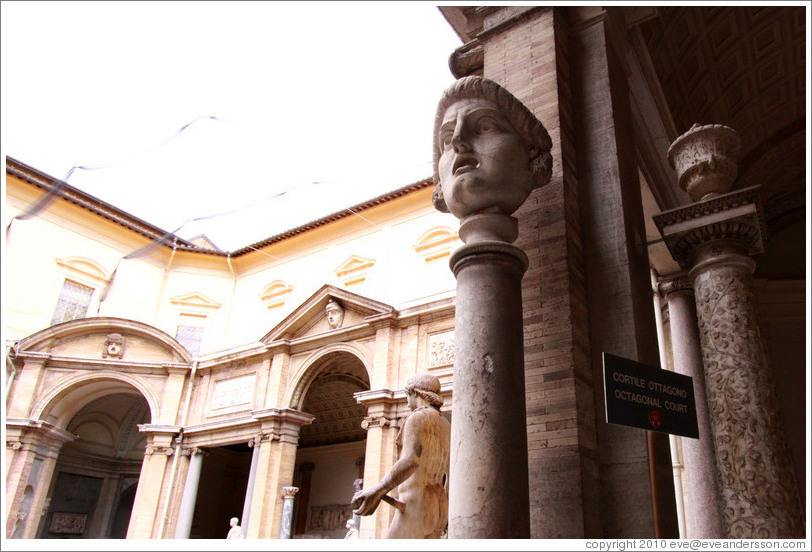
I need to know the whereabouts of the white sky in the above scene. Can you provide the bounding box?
[1,1,463,251]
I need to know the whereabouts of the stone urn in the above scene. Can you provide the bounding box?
[668,123,741,202]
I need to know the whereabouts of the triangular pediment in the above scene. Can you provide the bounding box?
[169,292,221,310]
[260,285,396,343]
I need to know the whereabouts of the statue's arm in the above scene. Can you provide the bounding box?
[352,415,424,515]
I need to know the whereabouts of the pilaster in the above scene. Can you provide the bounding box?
[4,418,76,539]
[126,425,179,538]
[248,408,314,538]
[355,389,402,538]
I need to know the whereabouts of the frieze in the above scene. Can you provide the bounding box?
[308,503,355,532]
[428,331,455,368]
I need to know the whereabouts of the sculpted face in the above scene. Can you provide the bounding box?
[326,303,344,329]
[437,98,533,220]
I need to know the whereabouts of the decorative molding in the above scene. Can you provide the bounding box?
[653,186,766,270]
[449,39,483,79]
[334,255,375,286]
[169,292,221,312]
[54,257,110,286]
[259,280,294,309]
[413,227,459,262]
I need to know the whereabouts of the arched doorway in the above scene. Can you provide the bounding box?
[290,351,370,539]
[39,392,150,539]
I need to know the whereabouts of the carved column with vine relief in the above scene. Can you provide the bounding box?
[654,124,803,538]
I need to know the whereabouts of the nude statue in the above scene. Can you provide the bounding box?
[351,373,451,539]
[326,298,345,329]
[226,517,244,539]
[432,76,552,223]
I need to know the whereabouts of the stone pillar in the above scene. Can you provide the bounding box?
[292,462,314,536]
[240,436,261,531]
[4,419,75,539]
[658,274,724,538]
[448,225,531,538]
[126,425,179,538]
[247,408,314,538]
[654,124,803,538]
[173,447,206,538]
[355,390,401,538]
[279,486,298,539]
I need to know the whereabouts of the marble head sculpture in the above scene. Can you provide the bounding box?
[432,76,553,222]
[325,298,345,329]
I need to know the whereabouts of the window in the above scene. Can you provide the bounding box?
[51,280,94,326]
[175,314,206,355]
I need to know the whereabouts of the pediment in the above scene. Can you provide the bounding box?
[261,285,396,343]
[169,292,221,310]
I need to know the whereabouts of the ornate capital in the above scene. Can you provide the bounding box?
[145,445,174,457]
[653,186,766,270]
[657,273,693,297]
[282,486,299,499]
[360,415,396,431]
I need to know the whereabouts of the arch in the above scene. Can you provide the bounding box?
[54,256,111,286]
[30,371,159,429]
[285,342,372,410]
[18,316,193,363]
[412,226,459,261]
[259,280,294,309]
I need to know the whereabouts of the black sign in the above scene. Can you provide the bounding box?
[603,352,699,439]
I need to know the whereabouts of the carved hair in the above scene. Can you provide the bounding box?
[405,373,443,408]
[432,76,553,212]
[326,298,343,312]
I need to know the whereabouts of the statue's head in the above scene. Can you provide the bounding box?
[404,372,443,409]
[432,76,552,220]
[326,299,345,329]
[230,517,239,527]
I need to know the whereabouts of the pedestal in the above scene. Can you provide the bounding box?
[448,239,530,538]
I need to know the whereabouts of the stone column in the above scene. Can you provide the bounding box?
[658,274,724,538]
[654,124,803,538]
[448,217,531,538]
[173,447,206,538]
[240,435,261,531]
[292,462,314,536]
[279,486,298,539]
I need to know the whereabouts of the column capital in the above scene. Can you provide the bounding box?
[653,186,766,270]
[281,486,299,499]
[251,408,315,445]
[657,273,694,297]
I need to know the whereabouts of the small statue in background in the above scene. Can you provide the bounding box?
[226,517,244,539]
[344,518,359,539]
